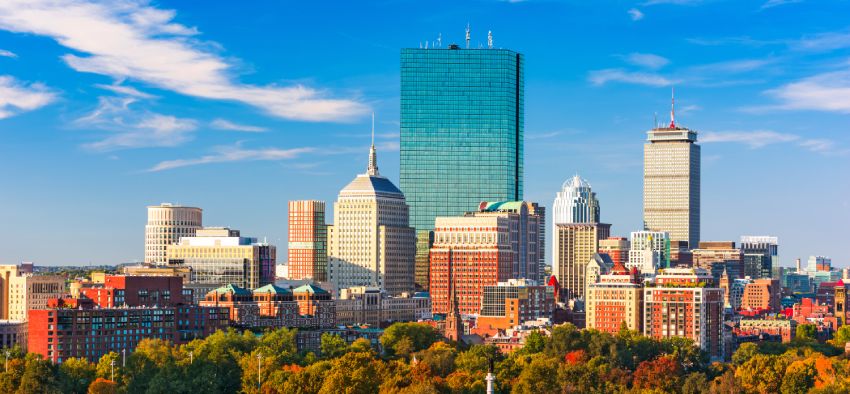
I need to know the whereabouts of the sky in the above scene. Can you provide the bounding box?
[0,0,848,267]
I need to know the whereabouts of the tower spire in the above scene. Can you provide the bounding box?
[669,86,676,129]
[368,112,379,176]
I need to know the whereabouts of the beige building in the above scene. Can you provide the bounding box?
[586,261,643,333]
[643,122,700,249]
[335,286,431,326]
[328,143,415,296]
[8,274,65,321]
[692,241,743,279]
[145,203,202,264]
[552,223,611,299]
[0,320,26,351]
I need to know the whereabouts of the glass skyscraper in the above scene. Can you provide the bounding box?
[400,45,524,237]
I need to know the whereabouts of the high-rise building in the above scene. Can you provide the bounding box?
[741,236,779,279]
[399,42,524,246]
[166,227,276,301]
[145,203,202,264]
[414,231,433,292]
[642,103,700,248]
[586,259,643,333]
[429,215,513,315]
[552,223,611,300]
[628,231,670,273]
[740,278,781,313]
[599,237,629,267]
[692,241,744,282]
[807,256,832,272]
[327,141,415,296]
[553,175,600,224]
[644,268,723,359]
[474,201,544,282]
[288,200,328,281]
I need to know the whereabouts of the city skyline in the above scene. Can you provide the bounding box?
[1,1,849,265]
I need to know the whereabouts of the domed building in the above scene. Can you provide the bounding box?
[327,136,415,295]
[552,174,600,225]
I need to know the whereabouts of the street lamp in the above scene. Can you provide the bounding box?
[122,349,126,368]
[257,353,262,390]
[189,351,193,364]
[4,351,8,372]
[110,359,116,382]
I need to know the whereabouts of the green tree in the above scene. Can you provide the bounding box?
[682,372,710,394]
[18,354,60,394]
[58,357,96,394]
[518,331,546,355]
[732,342,759,365]
[780,359,816,394]
[320,333,348,359]
[796,323,818,341]
[416,342,457,378]
[544,323,583,358]
[0,357,25,393]
[455,345,501,374]
[259,327,298,363]
[282,361,332,394]
[736,354,789,394]
[95,352,122,385]
[350,338,374,354]
[240,349,282,394]
[380,323,440,357]
[512,355,559,394]
[830,325,850,347]
[318,351,383,394]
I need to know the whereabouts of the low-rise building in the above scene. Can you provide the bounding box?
[335,286,431,326]
[737,319,796,343]
[199,283,336,329]
[740,278,781,314]
[586,260,643,333]
[473,279,555,337]
[0,320,26,350]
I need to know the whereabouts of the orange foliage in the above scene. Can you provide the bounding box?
[564,350,587,365]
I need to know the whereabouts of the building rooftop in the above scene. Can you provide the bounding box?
[293,283,330,294]
[253,284,291,295]
[340,174,404,198]
[209,284,251,296]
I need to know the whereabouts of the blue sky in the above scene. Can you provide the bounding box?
[0,0,848,266]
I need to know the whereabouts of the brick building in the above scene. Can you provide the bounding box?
[740,278,781,313]
[287,200,328,281]
[335,286,431,326]
[199,283,336,329]
[586,260,643,333]
[473,279,555,337]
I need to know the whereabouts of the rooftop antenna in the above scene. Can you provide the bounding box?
[437,33,442,48]
[654,112,658,129]
[371,112,375,146]
[419,41,422,49]
[425,41,429,49]
[488,30,493,49]
[465,23,471,48]
[669,86,676,128]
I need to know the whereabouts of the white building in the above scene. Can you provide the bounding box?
[328,140,415,296]
[552,174,600,225]
[8,274,65,321]
[144,203,202,264]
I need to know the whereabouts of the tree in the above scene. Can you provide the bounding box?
[544,323,583,358]
[732,342,759,365]
[455,345,501,374]
[350,338,374,354]
[318,351,383,394]
[736,354,788,394]
[709,370,743,394]
[416,342,457,378]
[58,357,96,394]
[95,352,122,385]
[259,327,298,363]
[320,334,348,359]
[633,356,682,392]
[18,354,60,394]
[512,355,559,394]
[87,378,117,394]
[240,349,282,394]
[797,323,818,341]
[395,337,415,359]
[518,331,546,355]
[830,325,850,347]
[380,323,440,357]
[682,372,710,394]
[781,359,816,394]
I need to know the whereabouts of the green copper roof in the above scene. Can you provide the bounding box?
[253,284,291,294]
[210,284,251,296]
[479,201,524,212]
[292,283,329,294]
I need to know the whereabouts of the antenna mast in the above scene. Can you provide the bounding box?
[465,24,470,48]
[487,30,493,49]
[669,87,676,128]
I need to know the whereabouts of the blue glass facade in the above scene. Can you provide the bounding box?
[400,47,524,234]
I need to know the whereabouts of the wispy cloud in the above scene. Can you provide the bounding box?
[766,70,850,113]
[643,0,702,5]
[527,131,562,140]
[761,0,803,10]
[148,145,314,171]
[628,8,644,21]
[624,53,669,69]
[689,58,774,74]
[94,83,155,99]
[700,130,799,148]
[0,49,16,58]
[78,96,197,151]
[588,69,673,87]
[0,0,367,122]
[0,75,57,119]
[210,119,267,133]
[792,30,850,52]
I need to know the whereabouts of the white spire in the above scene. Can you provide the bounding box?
[368,113,379,176]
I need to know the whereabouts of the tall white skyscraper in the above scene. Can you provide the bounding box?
[643,95,700,248]
[628,230,670,273]
[328,138,416,295]
[553,175,600,225]
[144,203,202,264]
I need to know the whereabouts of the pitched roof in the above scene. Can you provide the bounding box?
[292,283,329,294]
[253,284,292,294]
[210,284,251,296]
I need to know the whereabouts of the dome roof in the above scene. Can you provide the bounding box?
[340,173,404,198]
[562,174,591,190]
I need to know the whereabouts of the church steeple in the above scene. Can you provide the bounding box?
[445,248,463,342]
[367,112,380,176]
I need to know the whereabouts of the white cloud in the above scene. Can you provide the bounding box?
[94,83,155,99]
[767,70,850,113]
[148,145,314,171]
[588,69,673,87]
[78,96,197,150]
[700,130,799,148]
[761,0,803,10]
[799,139,834,153]
[628,8,644,21]
[0,49,16,58]
[689,58,773,74]
[643,0,701,5]
[0,75,56,119]
[792,31,850,52]
[0,0,367,122]
[210,118,267,133]
[625,53,669,69]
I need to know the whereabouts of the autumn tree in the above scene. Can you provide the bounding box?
[320,333,348,359]
[318,351,383,394]
[58,357,96,394]
[633,356,682,392]
[511,355,559,394]
[380,323,440,357]
[736,354,789,394]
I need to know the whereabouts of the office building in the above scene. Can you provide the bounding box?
[474,279,555,336]
[692,241,743,282]
[78,275,191,308]
[629,231,670,269]
[741,236,779,279]
[644,268,723,359]
[599,237,629,267]
[144,203,202,264]
[166,227,276,300]
[586,260,643,333]
[288,200,328,281]
[808,256,832,272]
[642,108,700,248]
[0,320,26,351]
[199,284,336,329]
[335,286,432,326]
[429,215,513,315]
[7,274,65,321]
[740,278,782,313]
[400,42,524,266]
[473,201,544,282]
[327,141,415,296]
[552,223,611,299]
[553,174,600,224]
